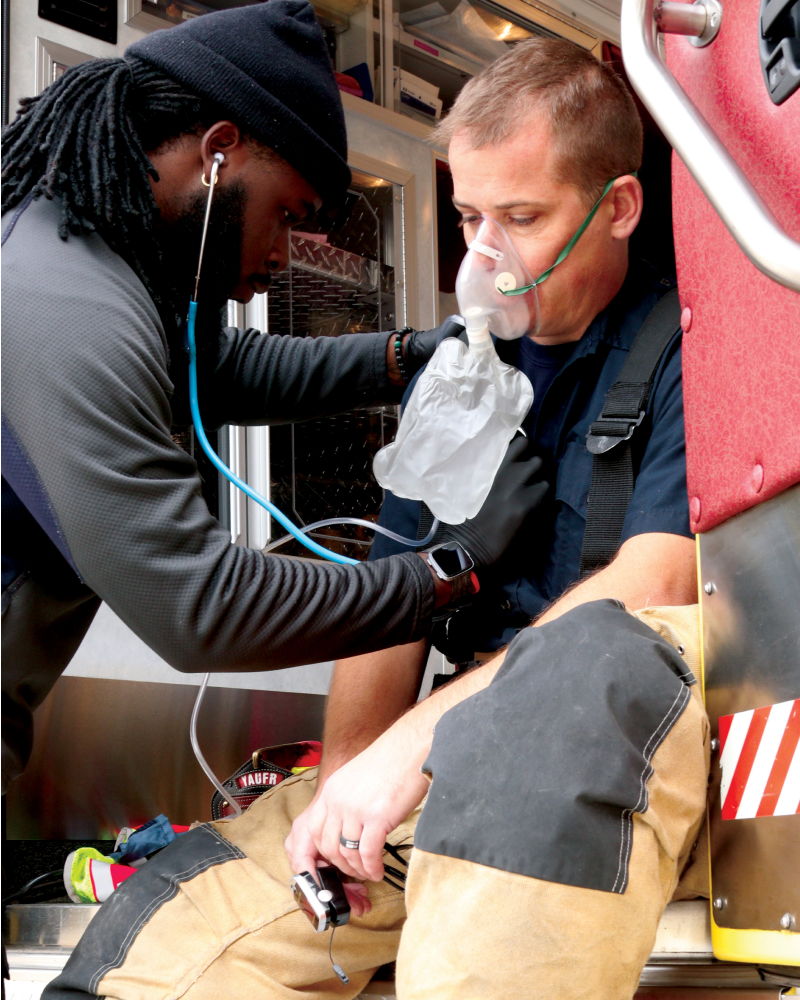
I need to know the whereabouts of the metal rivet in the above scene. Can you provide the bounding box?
[690,496,702,522]
[704,581,716,595]
[713,897,725,910]
[680,306,692,332]
[780,913,795,930]
[711,738,719,752]
[677,644,685,655]
[751,463,764,493]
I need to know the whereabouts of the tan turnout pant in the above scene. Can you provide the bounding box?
[49,606,709,1000]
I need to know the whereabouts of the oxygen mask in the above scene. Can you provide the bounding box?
[373,217,535,525]
[455,216,540,348]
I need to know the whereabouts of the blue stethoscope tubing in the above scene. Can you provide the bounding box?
[187,299,360,566]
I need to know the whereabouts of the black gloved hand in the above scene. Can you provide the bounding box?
[438,435,550,573]
[403,315,466,379]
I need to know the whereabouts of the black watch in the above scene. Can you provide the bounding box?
[426,541,476,614]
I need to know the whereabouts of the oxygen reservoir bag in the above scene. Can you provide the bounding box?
[373,218,538,524]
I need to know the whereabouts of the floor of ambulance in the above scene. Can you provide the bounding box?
[3,899,782,997]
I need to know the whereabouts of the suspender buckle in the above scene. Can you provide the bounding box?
[585,409,646,455]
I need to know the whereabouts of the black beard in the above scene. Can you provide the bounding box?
[156,180,247,346]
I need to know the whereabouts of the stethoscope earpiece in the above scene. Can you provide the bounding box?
[201,153,226,188]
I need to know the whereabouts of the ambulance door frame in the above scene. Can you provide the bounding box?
[620,0,800,967]
[221,301,250,548]
[431,150,446,328]
[348,149,419,330]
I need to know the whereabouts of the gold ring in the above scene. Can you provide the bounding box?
[201,171,219,188]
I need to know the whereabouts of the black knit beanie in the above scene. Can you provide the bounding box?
[126,0,350,205]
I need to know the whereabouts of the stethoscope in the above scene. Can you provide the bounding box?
[187,152,434,805]
[187,152,438,567]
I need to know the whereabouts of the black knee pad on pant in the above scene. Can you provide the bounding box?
[414,599,696,893]
[43,824,244,999]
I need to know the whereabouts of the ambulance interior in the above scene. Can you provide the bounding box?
[2,0,798,992]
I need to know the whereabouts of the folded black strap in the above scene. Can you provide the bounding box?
[580,288,681,577]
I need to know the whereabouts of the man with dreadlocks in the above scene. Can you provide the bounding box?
[1,0,548,792]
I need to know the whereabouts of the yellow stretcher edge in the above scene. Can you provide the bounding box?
[710,916,800,965]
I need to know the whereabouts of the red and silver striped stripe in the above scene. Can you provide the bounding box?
[718,698,800,820]
[88,860,137,902]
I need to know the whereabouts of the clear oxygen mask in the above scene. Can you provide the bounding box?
[373,219,536,525]
[456,216,540,346]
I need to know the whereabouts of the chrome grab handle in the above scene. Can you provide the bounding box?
[621,0,800,293]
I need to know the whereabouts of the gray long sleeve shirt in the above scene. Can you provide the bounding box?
[1,196,434,788]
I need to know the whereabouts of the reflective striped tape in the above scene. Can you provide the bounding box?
[718,698,800,820]
[86,859,136,903]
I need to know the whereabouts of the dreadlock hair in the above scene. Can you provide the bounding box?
[1,56,231,328]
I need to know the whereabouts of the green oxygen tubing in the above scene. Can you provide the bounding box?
[497,172,639,295]
[186,152,437,568]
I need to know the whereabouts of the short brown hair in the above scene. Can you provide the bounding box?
[434,38,643,204]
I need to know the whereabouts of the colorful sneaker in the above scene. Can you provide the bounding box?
[64,847,137,904]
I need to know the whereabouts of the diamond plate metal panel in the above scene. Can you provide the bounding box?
[266,174,401,559]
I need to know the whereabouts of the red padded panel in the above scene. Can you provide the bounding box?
[665,13,800,534]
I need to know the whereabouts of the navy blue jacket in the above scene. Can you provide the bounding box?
[370,262,691,654]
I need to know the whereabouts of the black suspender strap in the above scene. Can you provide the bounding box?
[579,288,682,577]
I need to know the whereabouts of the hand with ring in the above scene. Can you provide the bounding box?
[284,794,371,917]
[295,724,430,882]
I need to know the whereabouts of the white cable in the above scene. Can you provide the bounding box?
[262,516,440,555]
[190,674,242,818]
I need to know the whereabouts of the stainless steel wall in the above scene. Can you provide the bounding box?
[702,484,800,934]
[5,676,325,840]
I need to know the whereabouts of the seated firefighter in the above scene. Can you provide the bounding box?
[46,39,709,1000]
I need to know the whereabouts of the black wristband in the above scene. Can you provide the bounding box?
[393,331,410,384]
[437,522,492,574]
